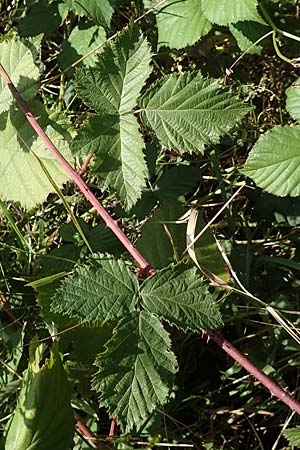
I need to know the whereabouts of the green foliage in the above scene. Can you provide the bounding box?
[155,0,212,49]
[286,79,300,121]
[140,73,250,153]
[72,23,152,209]
[136,205,187,269]
[201,0,264,25]
[229,21,270,54]
[0,35,41,113]
[0,103,74,208]
[50,253,222,431]
[140,264,223,331]
[243,126,300,196]
[18,1,63,38]
[283,428,300,446]
[4,344,74,450]
[58,23,106,70]
[2,0,300,445]
[93,311,178,432]
[51,256,139,321]
[63,0,117,27]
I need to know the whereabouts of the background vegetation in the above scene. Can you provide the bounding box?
[1,0,300,449]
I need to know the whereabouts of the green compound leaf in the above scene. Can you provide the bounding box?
[93,311,178,433]
[58,23,106,70]
[63,0,117,27]
[201,0,264,25]
[4,344,74,450]
[140,72,249,153]
[72,114,147,210]
[140,264,223,332]
[0,36,41,113]
[0,104,74,209]
[155,0,212,49]
[242,126,300,197]
[51,256,139,321]
[286,79,300,121]
[75,23,152,115]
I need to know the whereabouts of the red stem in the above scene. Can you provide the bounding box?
[74,413,104,449]
[1,63,300,418]
[207,331,300,414]
[0,63,151,273]
[78,154,93,176]
[108,417,116,437]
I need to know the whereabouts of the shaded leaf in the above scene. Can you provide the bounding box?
[51,256,139,321]
[230,21,270,55]
[155,165,200,204]
[88,223,123,254]
[155,0,212,50]
[136,205,187,269]
[0,104,74,208]
[0,36,41,113]
[18,1,62,38]
[4,344,74,450]
[93,311,178,432]
[141,72,249,153]
[141,264,223,331]
[58,23,106,70]
[242,126,300,196]
[186,209,230,284]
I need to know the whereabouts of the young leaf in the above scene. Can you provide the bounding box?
[155,0,212,50]
[63,0,117,28]
[4,344,74,450]
[0,36,41,113]
[201,0,264,25]
[140,72,250,153]
[286,79,300,122]
[75,23,152,115]
[51,256,139,321]
[242,126,300,197]
[93,311,178,432]
[72,114,147,210]
[140,264,223,332]
[0,104,74,208]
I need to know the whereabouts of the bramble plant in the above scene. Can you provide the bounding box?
[2,0,300,448]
